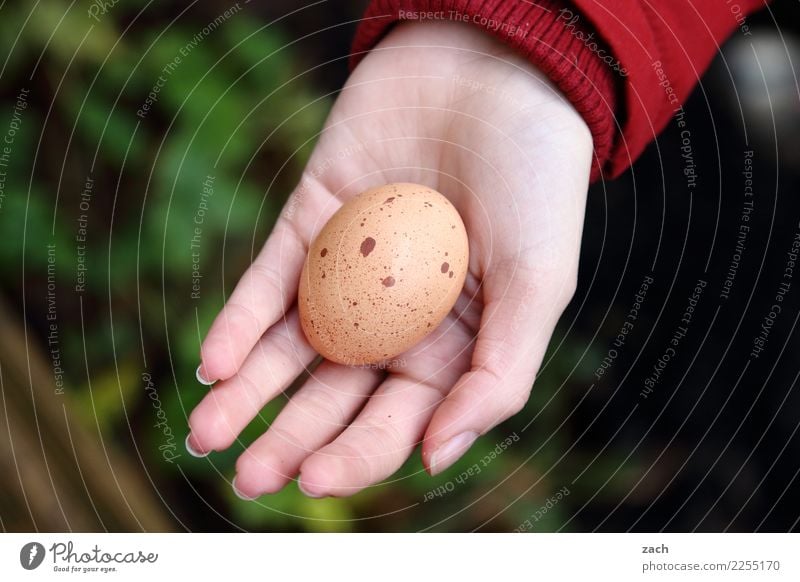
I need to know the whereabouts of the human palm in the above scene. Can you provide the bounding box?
[187,20,593,498]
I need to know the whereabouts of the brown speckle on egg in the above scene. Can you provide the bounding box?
[320,248,328,257]
[360,237,376,257]
[382,276,396,287]
[441,262,449,273]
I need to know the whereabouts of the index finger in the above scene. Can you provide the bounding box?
[198,219,306,383]
[199,175,340,383]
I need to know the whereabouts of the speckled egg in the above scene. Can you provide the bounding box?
[298,183,469,366]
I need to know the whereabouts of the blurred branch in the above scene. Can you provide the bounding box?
[0,296,172,532]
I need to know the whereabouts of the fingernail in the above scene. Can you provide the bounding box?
[185,434,209,458]
[232,476,258,501]
[429,431,479,476]
[196,364,215,386]
[297,475,324,498]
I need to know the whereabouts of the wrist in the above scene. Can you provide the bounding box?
[352,1,616,181]
[372,19,593,164]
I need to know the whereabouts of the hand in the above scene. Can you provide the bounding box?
[187,19,593,498]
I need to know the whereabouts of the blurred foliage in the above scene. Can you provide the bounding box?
[0,0,640,532]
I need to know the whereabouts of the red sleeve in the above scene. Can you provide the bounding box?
[350,0,768,181]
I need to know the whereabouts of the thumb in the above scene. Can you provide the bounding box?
[421,259,577,476]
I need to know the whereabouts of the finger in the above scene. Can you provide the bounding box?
[198,175,342,383]
[188,309,318,454]
[422,261,578,476]
[197,218,307,383]
[296,304,475,498]
[297,375,445,498]
[233,361,384,498]
[298,302,477,497]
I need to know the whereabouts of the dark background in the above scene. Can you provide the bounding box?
[0,0,798,532]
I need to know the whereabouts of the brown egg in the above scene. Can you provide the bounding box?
[298,183,469,366]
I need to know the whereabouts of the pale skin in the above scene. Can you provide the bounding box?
[186,19,593,499]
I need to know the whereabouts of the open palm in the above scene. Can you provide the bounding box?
[187,20,593,498]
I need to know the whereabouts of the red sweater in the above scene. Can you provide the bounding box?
[351,0,767,181]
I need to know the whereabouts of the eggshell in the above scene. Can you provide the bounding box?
[298,183,469,366]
